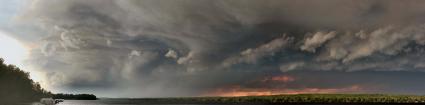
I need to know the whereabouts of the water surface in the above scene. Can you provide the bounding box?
[55,99,365,105]
[57,99,229,105]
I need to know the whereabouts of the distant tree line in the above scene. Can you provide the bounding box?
[53,93,97,100]
[0,58,52,103]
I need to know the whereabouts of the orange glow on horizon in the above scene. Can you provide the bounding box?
[205,85,363,97]
[204,75,365,97]
[259,75,296,83]
[268,75,295,82]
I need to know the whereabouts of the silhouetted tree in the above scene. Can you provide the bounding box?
[0,58,52,103]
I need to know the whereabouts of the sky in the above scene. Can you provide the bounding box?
[1,0,425,98]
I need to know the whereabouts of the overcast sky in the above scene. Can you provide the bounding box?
[2,0,425,97]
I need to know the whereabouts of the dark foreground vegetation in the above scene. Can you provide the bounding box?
[139,94,425,104]
[0,58,97,103]
[53,93,97,100]
[0,58,52,103]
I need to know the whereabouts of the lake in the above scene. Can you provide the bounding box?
[57,99,242,105]
[54,99,372,105]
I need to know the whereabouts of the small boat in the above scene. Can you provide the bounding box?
[40,98,55,105]
[39,98,64,105]
[55,99,65,104]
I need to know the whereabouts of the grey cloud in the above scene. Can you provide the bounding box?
[313,25,425,63]
[222,35,293,67]
[13,0,425,97]
[40,41,58,56]
[59,31,87,49]
[279,62,305,72]
[165,49,178,59]
[177,51,195,65]
[301,31,336,53]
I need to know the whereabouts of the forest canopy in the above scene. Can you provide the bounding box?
[0,58,98,103]
[0,58,52,103]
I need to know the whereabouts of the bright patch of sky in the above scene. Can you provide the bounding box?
[0,31,28,67]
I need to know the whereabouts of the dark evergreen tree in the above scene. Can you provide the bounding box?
[0,58,52,103]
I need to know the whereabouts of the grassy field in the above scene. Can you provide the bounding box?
[137,94,425,104]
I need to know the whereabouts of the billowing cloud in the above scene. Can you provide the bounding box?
[301,31,336,53]
[5,0,425,97]
[223,35,293,66]
[165,49,178,59]
[279,62,305,72]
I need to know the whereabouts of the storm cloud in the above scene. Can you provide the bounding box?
[12,0,425,97]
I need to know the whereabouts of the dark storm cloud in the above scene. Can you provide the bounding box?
[16,0,425,97]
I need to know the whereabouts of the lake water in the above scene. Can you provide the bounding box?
[53,99,366,105]
[57,100,171,105]
[55,99,272,105]
[56,100,240,105]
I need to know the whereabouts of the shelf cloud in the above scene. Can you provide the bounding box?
[5,0,425,97]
